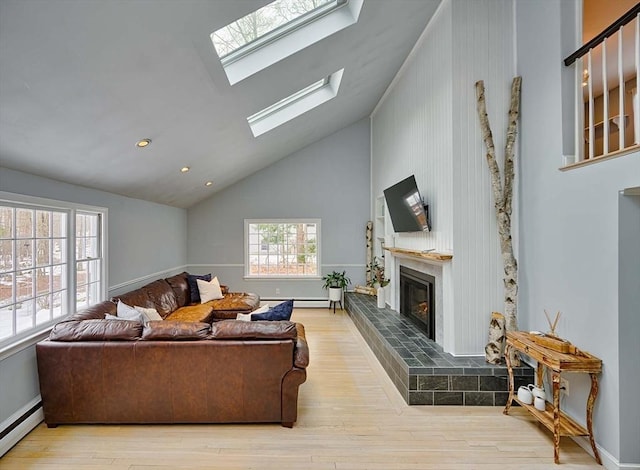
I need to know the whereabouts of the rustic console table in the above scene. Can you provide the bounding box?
[503,331,602,465]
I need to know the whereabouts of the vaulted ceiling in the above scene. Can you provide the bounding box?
[0,0,440,208]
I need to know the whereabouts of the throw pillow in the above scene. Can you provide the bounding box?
[236,304,269,321]
[197,276,224,303]
[251,299,294,321]
[115,300,145,323]
[134,306,163,322]
[187,273,211,303]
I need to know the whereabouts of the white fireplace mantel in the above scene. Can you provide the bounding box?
[385,247,456,354]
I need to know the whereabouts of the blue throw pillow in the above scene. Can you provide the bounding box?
[251,299,294,321]
[187,273,211,304]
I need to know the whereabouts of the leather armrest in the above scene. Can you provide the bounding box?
[294,323,309,369]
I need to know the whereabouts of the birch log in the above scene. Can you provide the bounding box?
[485,312,505,364]
[366,221,373,285]
[475,77,522,366]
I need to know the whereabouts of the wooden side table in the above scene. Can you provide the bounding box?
[503,331,602,465]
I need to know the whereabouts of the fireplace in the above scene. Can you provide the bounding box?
[400,266,436,340]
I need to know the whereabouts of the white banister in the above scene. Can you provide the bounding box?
[618,25,625,151]
[587,49,594,159]
[603,39,609,155]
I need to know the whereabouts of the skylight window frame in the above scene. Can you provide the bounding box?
[247,76,329,125]
[212,0,362,85]
[247,69,343,137]
[216,0,349,66]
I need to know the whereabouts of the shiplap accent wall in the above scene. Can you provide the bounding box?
[371,0,515,354]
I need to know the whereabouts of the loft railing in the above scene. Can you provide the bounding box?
[564,5,640,163]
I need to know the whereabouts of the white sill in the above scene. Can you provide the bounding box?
[0,327,54,361]
[243,276,322,281]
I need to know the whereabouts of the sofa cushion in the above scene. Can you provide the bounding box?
[251,299,294,321]
[187,273,211,303]
[49,319,142,341]
[210,320,297,340]
[142,321,210,340]
[142,279,178,318]
[164,304,214,323]
[165,272,190,307]
[205,292,261,320]
[197,276,224,303]
[70,300,116,320]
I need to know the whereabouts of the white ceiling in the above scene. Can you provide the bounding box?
[0,0,440,208]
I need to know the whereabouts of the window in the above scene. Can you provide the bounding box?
[212,0,344,62]
[211,0,361,84]
[245,219,320,278]
[0,193,107,348]
[75,212,104,311]
[247,69,344,137]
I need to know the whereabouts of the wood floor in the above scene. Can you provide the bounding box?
[2,309,601,469]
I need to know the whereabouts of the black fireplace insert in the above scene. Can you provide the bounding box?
[399,266,435,340]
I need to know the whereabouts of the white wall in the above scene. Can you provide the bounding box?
[516,0,640,466]
[0,166,187,452]
[371,0,515,354]
[187,119,370,300]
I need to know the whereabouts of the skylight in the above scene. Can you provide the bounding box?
[212,0,344,63]
[247,69,344,137]
[212,0,362,84]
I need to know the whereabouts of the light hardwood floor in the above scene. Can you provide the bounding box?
[2,309,601,469]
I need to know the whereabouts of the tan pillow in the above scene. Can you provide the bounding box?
[197,276,224,303]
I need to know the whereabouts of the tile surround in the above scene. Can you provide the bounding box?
[345,292,534,406]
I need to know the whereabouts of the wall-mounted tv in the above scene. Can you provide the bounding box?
[383,175,430,233]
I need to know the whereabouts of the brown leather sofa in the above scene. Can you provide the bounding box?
[36,317,309,427]
[70,271,261,323]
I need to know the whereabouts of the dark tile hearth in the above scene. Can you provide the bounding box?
[345,292,533,406]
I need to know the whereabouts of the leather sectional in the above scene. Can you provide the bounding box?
[35,272,308,427]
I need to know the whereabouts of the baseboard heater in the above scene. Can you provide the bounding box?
[0,399,43,458]
[261,298,330,308]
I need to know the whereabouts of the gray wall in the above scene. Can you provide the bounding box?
[0,166,187,439]
[618,190,640,465]
[516,0,640,465]
[187,119,370,300]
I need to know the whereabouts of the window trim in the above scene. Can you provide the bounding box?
[244,218,321,279]
[0,191,108,350]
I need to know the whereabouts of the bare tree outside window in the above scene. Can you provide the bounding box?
[212,0,334,58]
[246,221,318,276]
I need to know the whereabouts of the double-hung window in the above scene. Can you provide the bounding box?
[245,219,320,278]
[0,193,107,348]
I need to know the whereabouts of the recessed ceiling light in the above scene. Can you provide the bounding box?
[136,138,151,148]
[205,181,213,187]
[181,166,190,173]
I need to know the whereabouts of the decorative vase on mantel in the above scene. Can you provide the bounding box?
[377,286,385,308]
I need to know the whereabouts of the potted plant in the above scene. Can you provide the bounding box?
[367,257,390,308]
[322,270,351,304]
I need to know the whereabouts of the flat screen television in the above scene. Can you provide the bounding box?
[383,175,430,233]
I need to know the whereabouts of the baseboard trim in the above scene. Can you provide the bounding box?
[571,435,639,470]
[0,397,43,457]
